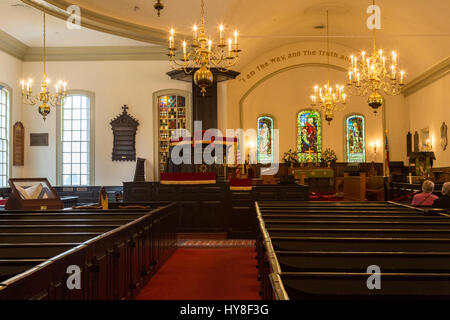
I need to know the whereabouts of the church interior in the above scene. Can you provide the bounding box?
[0,0,449,303]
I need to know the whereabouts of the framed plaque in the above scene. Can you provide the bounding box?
[13,122,24,166]
[30,133,49,146]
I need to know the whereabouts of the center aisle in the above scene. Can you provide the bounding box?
[136,248,261,300]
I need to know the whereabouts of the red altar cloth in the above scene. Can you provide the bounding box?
[160,173,217,185]
[229,178,253,191]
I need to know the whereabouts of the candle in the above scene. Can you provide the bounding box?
[182,41,187,60]
[20,80,25,92]
[208,40,212,51]
[234,30,238,45]
[219,25,224,43]
[342,93,346,103]
[228,38,232,52]
[356,72,360,85]
[392,51,397,65]
[361,51,365,61]
[348,71,352,83]
[391,65,396,79]
[382,56,386,66]
[170,29,174,49]
[193,25,197,41]
[400,70,404,84]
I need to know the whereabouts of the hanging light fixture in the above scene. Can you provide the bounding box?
[154,0,164,17]
[347,0,405,113]
[310,11,346,125]
[21,13,67,120]
[167,0,241,96]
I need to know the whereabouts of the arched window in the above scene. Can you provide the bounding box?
[57,92,95,186]
[346,114,366,163]
[0,86,10,187]
[257,116,274,163]
[297,110,322,162]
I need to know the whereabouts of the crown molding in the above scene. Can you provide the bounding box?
[20,0,178,46]
[23,45,169,61]
[0,29,28,60]
[403,57,450,97]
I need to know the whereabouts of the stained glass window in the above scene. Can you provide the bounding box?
[346,114,366,163]
[297,110,322,162]
[257,116,274,163]
[0,87,9,187]
[158,95,186,172]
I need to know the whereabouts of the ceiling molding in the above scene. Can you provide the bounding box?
[0,29,28,60]
[403,57,450,97]
[23,45,169,61]
[20,0,176,46]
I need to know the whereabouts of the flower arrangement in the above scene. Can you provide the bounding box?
[321,148,337,164]
[283,149,299,166]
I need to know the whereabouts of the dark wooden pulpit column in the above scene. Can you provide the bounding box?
[167,68,240,130]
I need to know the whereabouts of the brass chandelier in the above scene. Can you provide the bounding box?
[21,13,67,120]
[310,11,346,124]
[167,0,241,95]
[347,0,405,113]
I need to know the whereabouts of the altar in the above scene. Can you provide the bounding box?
[293,167,334,193]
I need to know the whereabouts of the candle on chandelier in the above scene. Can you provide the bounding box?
[182,41,187,60]
[392,51,397,65]
[342,93,347,103]
[208,40,212,51]
[382,56,386,66]
[193,25,198,45]
[391,65,396,79]
[400,70,405,85]
[234,30,238,50]
[356,72,360,86]
[361,51,366,61]
[169,29,175,49]
[20,80,25,93]
[348,71,352,84]
[219,25,224,44]
[228,38,232,57]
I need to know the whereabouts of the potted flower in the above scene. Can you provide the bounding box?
[321,148,337,168]
[283,149,299,168]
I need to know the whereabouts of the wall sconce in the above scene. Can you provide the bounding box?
[370,141,379,154]
[246,140,256,164]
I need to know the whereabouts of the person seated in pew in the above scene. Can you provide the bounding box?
[412,180,438,206]
[433,182,450,209]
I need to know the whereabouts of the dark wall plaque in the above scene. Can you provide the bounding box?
[13,122,24,166]
[30,133,48,146]
[110,105,139,161]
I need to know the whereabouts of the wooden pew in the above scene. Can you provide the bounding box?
[266,228,450,238]
[280,272,450,299]
[0,202,179,300]
[264,220,450,229]
[276,250,450,273]
[270,236,450,252]
[255,201,450,300]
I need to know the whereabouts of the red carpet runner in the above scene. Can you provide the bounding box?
[136,248,261,300]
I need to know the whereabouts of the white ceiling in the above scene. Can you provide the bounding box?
[0,0,151,46]
[0,0,449,77]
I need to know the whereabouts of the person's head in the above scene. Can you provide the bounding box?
[442,182,450,196]
[422,180,435,193]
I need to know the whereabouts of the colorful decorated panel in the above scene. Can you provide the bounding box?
[158,95,187,173]
[257,116,274,163]
[346,114,366,163]
[297,110,322,162]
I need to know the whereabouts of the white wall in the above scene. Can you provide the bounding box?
[406,74,450,167]
[21,60,190,185]
[0,50,23,179]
